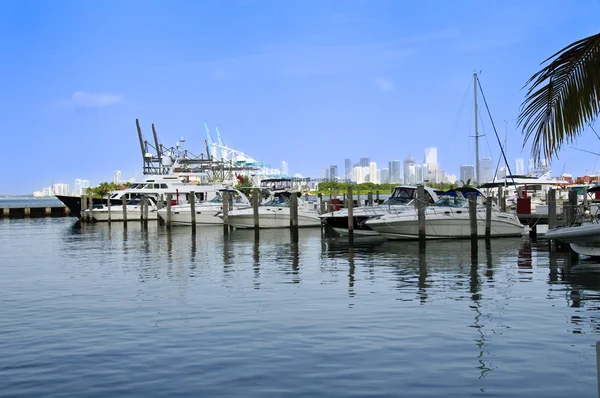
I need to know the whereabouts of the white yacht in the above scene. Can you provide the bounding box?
[545,222,600,257]
[157,187,252,225]
[88,197,159,221]
[222,179,321,229]
[319,185,441,236]
[364,187,525,240]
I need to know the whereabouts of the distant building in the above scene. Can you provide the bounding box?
[404,156,416,184]
[352,166,364,183]
[460,165,475,185]
[281,161,288,176]
[480,157,493,183]
[359,157,370,168]
[344,158,352,181]
[424,147,438,164]
[321,168,329,180]
[53,183,69,196]
[113,170,122,184]
[74,179,90,195]
[388,160,401,183]
[369,162,378,184]
[380,168,390,184]
[515,159,524,175]
[330,165,338,181]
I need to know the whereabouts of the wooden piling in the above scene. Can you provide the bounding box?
[190,191,196,232]
[81,194,87,221]
[368,192,373,206]
[290,192,299,229]
[357,191,361,207]
[469,194,478,239]
[166,193,172,229]
[567,189,578,225]
[107,195,111,223]
[347,186,354,240]
[548,188,557,230]
[253,189,260,229]
[157,194,164,225]
[122,197,127,226]
[329,194,333,212]
[222,191,230,234]
[497,186,504,212]
[485,197,492,239]
[417,184,426,245]
[318,193,324,214]
[376,190,380,205]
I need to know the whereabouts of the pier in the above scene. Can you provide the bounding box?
[0,206,71,219]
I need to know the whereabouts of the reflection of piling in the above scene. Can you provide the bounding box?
[122,197,127,227]
[165,193,172,229]
[222,191,230,235]
[485,198,492,240]
[347,185,354,241]
[253,189,260,230]
[290,192,299,230]
[190,191,196,233]
[417,184,426,247]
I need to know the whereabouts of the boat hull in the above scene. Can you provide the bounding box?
[545,223,600,257]
[88,206,158,221]
[56,195,121,217]
[226,208,322,229]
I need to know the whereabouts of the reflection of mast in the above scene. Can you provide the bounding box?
[470,252,494,379]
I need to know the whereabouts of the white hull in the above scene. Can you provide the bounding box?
[157,205,249,225]
[545,223,600,257]
[366,208,524,240]
[226,207,322,229]
[89,208,159,221]
[333,227,380,237]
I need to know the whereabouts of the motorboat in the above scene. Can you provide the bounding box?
[221,179,321,229]
[157,187,252,225]
[545,223,600,257]
[87,197,159,221]
[319,185,441,236]
[364,187,525,240]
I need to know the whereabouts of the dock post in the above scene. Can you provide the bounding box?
[157,194,164,225]
[141,195,148,226]
[329,194,333,212]
[290,192,299,229]
[87,197,93,223]
[485,197,492,240]
[497,186,504,212]
[318,193,324,214]
[166,193,172,229]
[81,194,87,221]
[189,191,196,232]
[417,184,426,247]
[568,189,578,225]
[469,194,478,240]
[347,185,354,241]
[107,195,111,223]
[357,191,361,207]
[376,190,380,205]
[122,197,127,226]
[222,191,230,235]
[368,192,373,206]
[548,189,557,230]
[253,189,260,230]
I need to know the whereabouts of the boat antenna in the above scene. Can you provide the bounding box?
[474,73,480,185]
[476,77,517,190]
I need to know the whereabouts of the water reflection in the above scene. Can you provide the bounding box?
[417,249,427,304]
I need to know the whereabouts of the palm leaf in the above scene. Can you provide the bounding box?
[518,32,600,163]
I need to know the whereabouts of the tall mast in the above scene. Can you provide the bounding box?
[474,73,480,185]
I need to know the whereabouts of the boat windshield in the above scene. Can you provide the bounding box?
[209,192,245,204]
[382,196,413,206]
[262,197,290,207]
[432,197,469,208]
[126,199,142,206]
[384,188,415,206]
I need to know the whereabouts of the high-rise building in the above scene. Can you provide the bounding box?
[281,161,288,176]
[404,156,416,184]
[360,158,370,167]
[321,168,329,179]
[424,147,438,164]
[74,179,90,195]
[344,159,352,181]
[389,160,401,183]
[528,158,535,175]
[369,162,378,184]
[480,157,493,183]
[330,165,338,181]
[460,165,475,185]
[352,166,364,183]
[113,170,122,184]
[380,168,389,184]
[415,164,424,183]
[515,159,524,175]
[52,183,69,196]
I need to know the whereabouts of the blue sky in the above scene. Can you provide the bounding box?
[2,0,600,194]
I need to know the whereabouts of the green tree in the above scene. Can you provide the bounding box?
[519,32,600,163]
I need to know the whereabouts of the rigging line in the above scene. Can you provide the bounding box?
[587,123,600,173]
[447,77,474,153]
[476,77,517,190]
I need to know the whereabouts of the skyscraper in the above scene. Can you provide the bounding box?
[480,157,493,183]
[281,161,288,176]
[380,168,389,184]
[330,165,338,181]
[369,162,378,184]
[424,147,438,164]
[460,165,475,185]
[113,170,122,184]
[344,158,352,181]
[389,160,401,183]
[515,158,524,175]
[404,156,416,184]
[359,158,370,167]
[352,166,364,183]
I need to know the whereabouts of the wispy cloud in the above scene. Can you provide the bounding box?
[375,77,395,92]
[55,91,124,111]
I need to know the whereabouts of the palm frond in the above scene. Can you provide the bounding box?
[518,32,600,163]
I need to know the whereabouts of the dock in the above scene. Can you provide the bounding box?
[0,206,71,219]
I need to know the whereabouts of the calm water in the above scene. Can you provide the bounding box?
[1,218,599,397]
